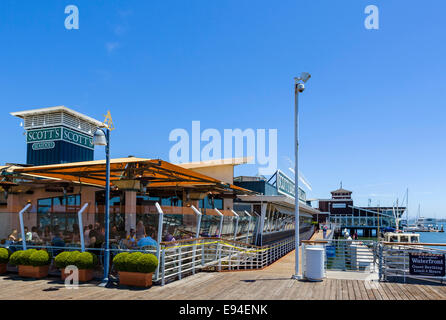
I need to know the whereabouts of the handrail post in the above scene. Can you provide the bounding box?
[77,203,89,252]
[201,240,205,266]
[18,203,32,250]
[379,242,383,281]
[231,210,239,241]
[161,248,166,286]
[244,211,252,244]
[215,209,224,238]
[301,242,306,278]
[218,242,222,271]
[178,246,182,280]
[191,206,202,275]
[155,202,164,281]
[191,205,202,238]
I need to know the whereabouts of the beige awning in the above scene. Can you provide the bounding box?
[12,157,255,194]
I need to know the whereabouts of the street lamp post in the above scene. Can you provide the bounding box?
[292,72,311,280]
[93,127,111,286]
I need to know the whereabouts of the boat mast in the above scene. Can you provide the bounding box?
[406,188,409,225]
[377,202,380,239]
[416,204,421,225]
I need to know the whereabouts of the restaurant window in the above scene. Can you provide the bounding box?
[37,194,81,233]
[161,196,183,207]
[199,196,223,210]
[136,194,182,210]
[95,190,126,238]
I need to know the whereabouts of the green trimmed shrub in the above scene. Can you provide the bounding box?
[9,250,23,266]
[66,251,81,266]
[10,249,49,266]
[125,252,143,272]
[112,252,159,274]
[0,248,10,264]
[75,252,98,270]
[136,254,158,274]
[21,249,37,265]
[29,250,50,266]
[113,252,130,272]
[54,251,72,269]
[10,249,37,266]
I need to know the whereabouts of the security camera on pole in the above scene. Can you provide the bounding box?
[292,72,311,280]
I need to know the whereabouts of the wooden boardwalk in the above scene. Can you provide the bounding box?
[1,250,445,300]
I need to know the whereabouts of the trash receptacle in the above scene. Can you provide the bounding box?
[305,247,325,281]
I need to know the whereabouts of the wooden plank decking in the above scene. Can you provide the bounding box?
[1,272,445,300]
[1,249,445,300]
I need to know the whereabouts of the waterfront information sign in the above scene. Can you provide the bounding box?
[409,252,445,277]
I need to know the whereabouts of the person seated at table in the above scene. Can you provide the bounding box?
[70,224,80,243]
[83,225,92,246]
[89,224,105,248]
[125,228,137,248]
[163,226,176,242]
[42,226,52,242]
[8,229,20,242]
[51,232,66,248]
[110,226,120,241]
[31,227,42,244]
[23,227,33,242]
[136,220,146,241]
[137,234,158,248]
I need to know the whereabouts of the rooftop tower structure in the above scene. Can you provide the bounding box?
[11,106,103,166]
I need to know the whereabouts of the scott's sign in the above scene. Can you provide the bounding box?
[27,127,61,142]
[26,126,94,150]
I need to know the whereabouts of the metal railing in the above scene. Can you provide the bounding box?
[380,242,446,283]
[302,239,378,274]
[0,242,158,278]
[157,236,295,286]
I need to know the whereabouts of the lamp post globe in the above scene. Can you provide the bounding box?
[93,128,107,146]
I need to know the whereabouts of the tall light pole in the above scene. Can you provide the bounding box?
[93,127,111,286]
[292,72,311,280]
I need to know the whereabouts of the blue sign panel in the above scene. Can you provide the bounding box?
[25,126,94,165]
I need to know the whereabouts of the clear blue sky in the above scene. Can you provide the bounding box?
[1,1,445,218]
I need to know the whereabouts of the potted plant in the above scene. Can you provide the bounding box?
[0,248,11,274]
[113,252,158,288]
[10,249,50,278]
[55,250,98,282]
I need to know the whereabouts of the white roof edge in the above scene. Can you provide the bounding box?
[10,106,103,126]
[237,194,320,214]
[178,157,252,169]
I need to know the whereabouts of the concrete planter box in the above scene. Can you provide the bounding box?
[61,268,94,282]
[18,265,49,279]
[118,271,153,287]
[0,263,7,274]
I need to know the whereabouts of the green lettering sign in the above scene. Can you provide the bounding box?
[62,127,94,149]
[27,127,61,143]
[26,126,94,150]
[32,141,55,150]
[276,170,306,202]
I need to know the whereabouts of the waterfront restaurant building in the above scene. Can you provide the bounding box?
[318,187,406,237]
[0,106,320,248]
[233,170,320,245]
